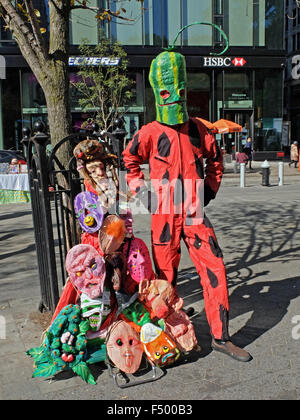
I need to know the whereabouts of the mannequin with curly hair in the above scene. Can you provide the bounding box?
[73,139,121,212]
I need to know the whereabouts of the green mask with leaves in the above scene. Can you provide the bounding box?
[149,51,189,126]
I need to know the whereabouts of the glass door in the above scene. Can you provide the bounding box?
[224,110,253,153]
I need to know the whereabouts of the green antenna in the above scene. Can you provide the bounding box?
[164,21,229,56]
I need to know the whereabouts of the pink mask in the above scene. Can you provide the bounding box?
[106,320,143,374]
[65,244,106,299]
[126,238,154,283]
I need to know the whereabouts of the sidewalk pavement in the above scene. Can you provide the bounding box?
[222,159,300,187]
[0,170,300,401]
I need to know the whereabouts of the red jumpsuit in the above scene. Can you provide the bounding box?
[123,117,230,341]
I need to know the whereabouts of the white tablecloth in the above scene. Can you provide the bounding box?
[0,174,30,191]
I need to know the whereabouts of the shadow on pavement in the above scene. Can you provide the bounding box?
[0,210,32,221]
[174,200,300,354]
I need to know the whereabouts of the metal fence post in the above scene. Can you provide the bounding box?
[28,122,59,312]
[278,161,284,186]
[240,163,246,188]
[21,127,31,161]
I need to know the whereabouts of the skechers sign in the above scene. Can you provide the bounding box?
[203,57,247,67]
[69,57,120,66]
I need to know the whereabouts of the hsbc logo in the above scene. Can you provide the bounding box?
[203,57,247,67]
[232,57,247,67]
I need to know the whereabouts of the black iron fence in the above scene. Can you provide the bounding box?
[23,120,127,313]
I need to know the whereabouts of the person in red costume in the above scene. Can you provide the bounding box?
[123,51,252,362]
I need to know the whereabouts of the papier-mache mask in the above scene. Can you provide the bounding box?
[98,215,126,254]
[74,191,104,233]
[126,238,154,283]
[122,299,152,327]
[148,22,229,126]
[106,320,143,374]
[65,244,106,299]
[149,51,188,126]
[140,323,180,367]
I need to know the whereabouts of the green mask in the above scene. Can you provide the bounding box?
[122,300,151,327]
[149,51,189,126]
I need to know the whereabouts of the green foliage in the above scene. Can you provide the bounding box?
[72,362,97,385]
[26,304,97,385]
[71,38,134,132]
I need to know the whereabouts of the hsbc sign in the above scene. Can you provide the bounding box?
[203,57,247,67]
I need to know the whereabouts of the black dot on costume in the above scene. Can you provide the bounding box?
[209,236,223,258]
[193,234,202,249]
[194,154,204,179]
[219,304,230,341]
[188,120,201,148]
[207,267,219,288]
[157,132,171,157]
[162,169,169,181]
[159,222,171,243]
[129,133,140,155]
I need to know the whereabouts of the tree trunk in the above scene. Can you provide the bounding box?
[42,64,72,159]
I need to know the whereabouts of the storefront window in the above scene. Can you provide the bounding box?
[144,73,156,124]
[223,72,253,109]
[224,0,253,47]
[181,0,212,46]
[2,70,22,149]
[255,69,283,151]
[21,72,48,132]
[70,0,98,45]
[265,0,284,50]
[68,0,284,49]
[216,71,253,115]
[253,0,266,47]
[144,0,181,47]
[109,0,143,45]
[21,72,46,109]
[187,72,210,119]
[0,20,16,47]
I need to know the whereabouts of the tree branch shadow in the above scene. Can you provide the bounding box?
[175,201,300,353]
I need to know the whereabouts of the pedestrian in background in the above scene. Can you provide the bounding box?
[289,141,299,168]
[244,137,253,170]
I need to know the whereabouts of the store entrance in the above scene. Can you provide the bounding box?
[222,109,253,153]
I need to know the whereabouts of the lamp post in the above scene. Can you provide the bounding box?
[112,116,128,170]
[21,127,31,161]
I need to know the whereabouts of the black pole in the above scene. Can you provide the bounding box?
[112,116,128,170]
[29,121,60,312]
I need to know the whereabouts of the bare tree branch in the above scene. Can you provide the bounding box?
[23,0,48,59]
[0,0,45,78]
[70,4,134,21]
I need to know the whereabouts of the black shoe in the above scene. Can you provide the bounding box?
[211,339,252,362]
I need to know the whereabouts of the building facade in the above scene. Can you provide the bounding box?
[0,0,286,157]
[285,0,300,144]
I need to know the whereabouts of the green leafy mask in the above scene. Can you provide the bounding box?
[149,51,189,126]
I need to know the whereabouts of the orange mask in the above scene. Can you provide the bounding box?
[140,323,180,367]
